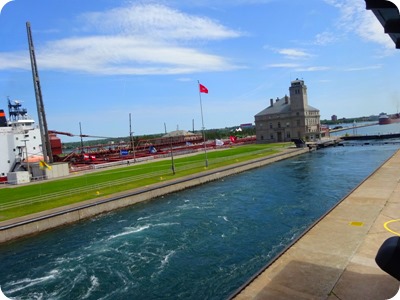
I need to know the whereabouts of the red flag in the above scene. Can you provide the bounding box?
[199,83,208,94]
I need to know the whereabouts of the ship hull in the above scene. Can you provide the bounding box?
[378,112,400,125]
[379,118,400,125]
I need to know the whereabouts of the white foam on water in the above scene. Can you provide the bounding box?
[218,216,229,222]
[153,222,180,227]
[108,221,180,241]
[152,249,177,277]
[5,270,59,294]
[108,225,150,240]
[162,250,175,266]
[81,275,99,299]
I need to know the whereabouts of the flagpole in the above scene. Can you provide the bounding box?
[165,123,175,175]
[198,80,208,168]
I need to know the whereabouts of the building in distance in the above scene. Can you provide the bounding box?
[254,79,322,143]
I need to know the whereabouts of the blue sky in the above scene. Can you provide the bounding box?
[0,0,399,141]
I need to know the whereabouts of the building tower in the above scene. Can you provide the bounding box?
[289,79,308,112]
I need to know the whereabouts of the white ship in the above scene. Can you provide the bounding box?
[0,99,43,182]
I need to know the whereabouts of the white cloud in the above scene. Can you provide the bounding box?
[266,62,330,72]
[342,65,382,72]
[266,63,301,68]
[0,3,243,75]
[277,48,312,59]
[81,3,242,41]
[314,31,337,46]
[37,36,236,75]
[0,52,30,70]
[324,0,395,50]
[295,66,330,72]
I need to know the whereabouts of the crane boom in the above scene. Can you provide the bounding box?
[26,22,53,163]
[48,130,115,139]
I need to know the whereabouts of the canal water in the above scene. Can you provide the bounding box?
[331,121,400,137]
[1,143,399,299]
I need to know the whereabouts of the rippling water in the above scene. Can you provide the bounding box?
[1,144,399,299]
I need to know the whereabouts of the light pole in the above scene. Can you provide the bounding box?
[21,139,30,175]
[129,113,136,163]
[170,136,175,175]
[165,123,175,175]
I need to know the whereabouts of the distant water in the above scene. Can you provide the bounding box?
[331,121,400,136]
[0,144,399,299]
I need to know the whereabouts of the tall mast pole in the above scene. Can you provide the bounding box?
[198,80,208,168]
[79,122,84,149]
[26,21,53,163]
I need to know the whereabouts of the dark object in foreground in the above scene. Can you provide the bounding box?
[376,236,400,280]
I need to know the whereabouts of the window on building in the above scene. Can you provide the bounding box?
[269,123,272,129]
[261,135,264,140]
[270,134,274,140]
[286,132,290,138]
[278,122,281,128]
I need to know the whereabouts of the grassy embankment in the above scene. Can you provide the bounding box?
[0,143,292,221]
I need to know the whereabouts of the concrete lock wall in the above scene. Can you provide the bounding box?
[0,149,308,243]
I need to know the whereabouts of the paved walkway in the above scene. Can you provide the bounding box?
[233,150,400,300]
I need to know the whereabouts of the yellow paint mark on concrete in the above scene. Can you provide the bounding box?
[384,219,400,236]
[349,221,364,227]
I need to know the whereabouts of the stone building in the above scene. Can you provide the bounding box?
[254,79,321,143]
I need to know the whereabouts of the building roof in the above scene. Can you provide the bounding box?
[255,96,319,117]
[162,130,196,138]
[366,0,400,49]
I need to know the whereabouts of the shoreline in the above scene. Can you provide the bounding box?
[0,147,308,243]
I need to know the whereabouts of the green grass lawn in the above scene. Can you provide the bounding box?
[0,143,292,221]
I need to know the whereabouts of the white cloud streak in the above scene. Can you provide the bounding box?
[323,0,395,50]
[0,3,243,75]
[267,63,301,68]
[277,48,312,59]
[81,4,241,41]
[342,65,382,72]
